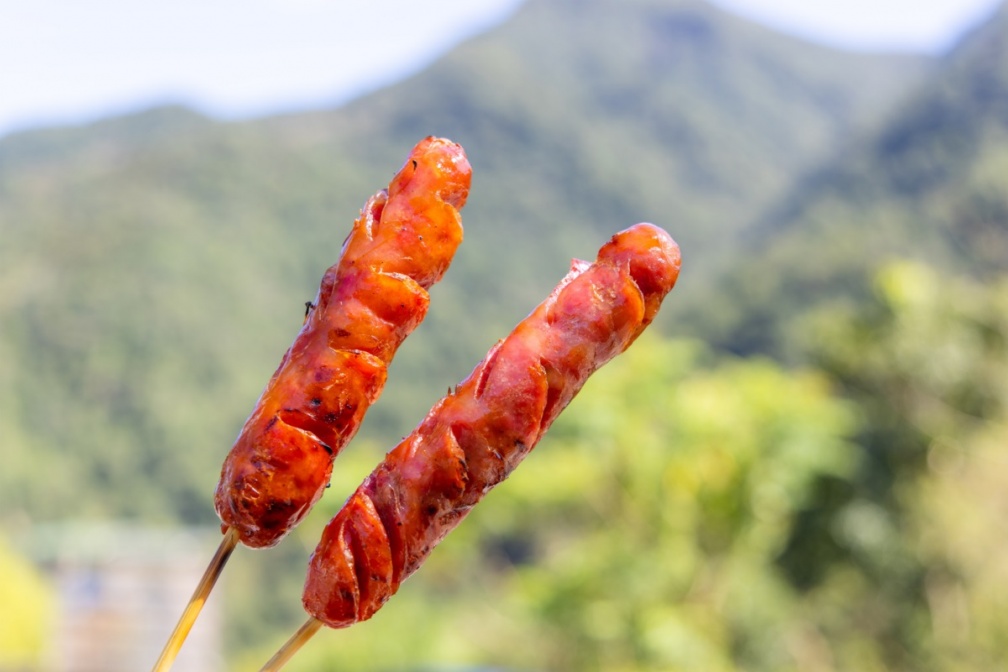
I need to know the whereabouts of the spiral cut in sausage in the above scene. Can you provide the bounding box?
[215,137,472,548]
[303,223,681,627]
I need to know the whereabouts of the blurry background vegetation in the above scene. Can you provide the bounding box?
[1,0,1007,669]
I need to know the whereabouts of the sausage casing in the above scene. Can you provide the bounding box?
[303,223,681,626]
[214,137,472,548]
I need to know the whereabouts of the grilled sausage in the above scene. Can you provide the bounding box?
[214,137,472,548]
[303,223,681,626]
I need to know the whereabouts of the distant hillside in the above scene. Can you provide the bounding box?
[267,0,929,299]
[679,2,1008,356]
[0,0,929,525]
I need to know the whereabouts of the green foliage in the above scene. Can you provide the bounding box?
[498,338,857,671]
[264,265,1008,672]
[0,537,55,668]
[780,263,1008,671]
[910,420,1008,671]
[262,336,859,671]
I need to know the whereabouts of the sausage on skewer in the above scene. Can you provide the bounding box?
[302,222,681,628]
[214,136,472,548]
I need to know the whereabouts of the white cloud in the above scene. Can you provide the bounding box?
[0,0,1002,137]
[709,0,1002,51]
[0,0,524,135]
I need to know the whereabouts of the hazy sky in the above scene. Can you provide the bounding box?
[0,0,1002,137]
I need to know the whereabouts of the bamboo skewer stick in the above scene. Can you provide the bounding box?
[151,526,241,672]
[259,617,325,672]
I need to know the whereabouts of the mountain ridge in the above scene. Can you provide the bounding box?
[0,0,933,524]
[678,0,1008,355]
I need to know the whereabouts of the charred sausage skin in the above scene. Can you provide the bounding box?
[303,223,681,627]
[214,137,472,548]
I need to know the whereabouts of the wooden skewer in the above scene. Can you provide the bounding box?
[259,617,325,672]
[151,526,241,672]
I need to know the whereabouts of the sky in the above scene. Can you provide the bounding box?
[0,0,1002,138]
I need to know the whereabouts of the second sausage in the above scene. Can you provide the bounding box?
[303,223,681,626]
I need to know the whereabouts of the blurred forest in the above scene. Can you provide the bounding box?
[1,0,1007,670]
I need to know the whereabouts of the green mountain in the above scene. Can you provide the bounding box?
[681,3,1008,356]
[0,0,929,525]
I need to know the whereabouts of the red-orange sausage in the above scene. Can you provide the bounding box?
[214,137,472,548]
[303,223,681,626]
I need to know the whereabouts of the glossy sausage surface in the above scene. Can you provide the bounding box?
[215,137,472,548]
[303,223,681,626]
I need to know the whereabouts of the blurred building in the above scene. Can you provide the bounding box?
[25,523,224,672]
